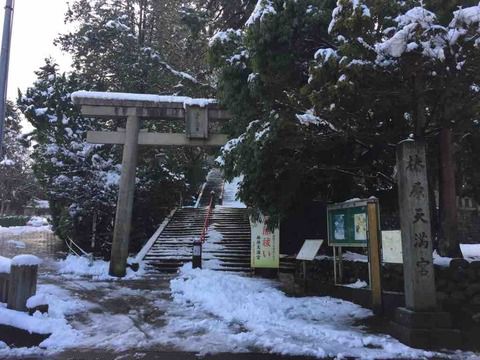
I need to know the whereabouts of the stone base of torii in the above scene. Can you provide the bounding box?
[72,91,231,277]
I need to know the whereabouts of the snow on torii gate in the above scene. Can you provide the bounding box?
[72,91,231,277]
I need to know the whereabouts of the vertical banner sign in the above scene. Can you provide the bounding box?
[250,215,280,268]
[396,140,436,311]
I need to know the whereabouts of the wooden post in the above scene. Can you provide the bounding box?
[438,128,461,257]
[367,199,383,315]
[0,272,9,303]
[396,140,436,311]
[0,255,10,302]
[7,255,40,312]
[109,115,140,277]
[333,247,344,285]
[192,240,202,269]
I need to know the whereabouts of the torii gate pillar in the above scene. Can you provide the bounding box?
[110,115,140,277]
[72,91,230,277]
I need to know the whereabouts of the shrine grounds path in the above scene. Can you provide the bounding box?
[2,228,477,359]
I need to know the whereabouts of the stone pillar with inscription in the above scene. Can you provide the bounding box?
[390,140,461,349]
[397,140,436,311]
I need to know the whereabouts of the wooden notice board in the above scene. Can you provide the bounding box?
[327,200,369,247]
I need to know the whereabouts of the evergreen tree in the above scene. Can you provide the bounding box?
[17,0,239,254]
[0,102,38,215]
[181,1,257,35]
[309,0,480,255]
[19,60,190,255]
[210,0,480,256]
[57,0,214,96]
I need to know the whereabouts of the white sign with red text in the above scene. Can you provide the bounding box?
[250,214,280,268]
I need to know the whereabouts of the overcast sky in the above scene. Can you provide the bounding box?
[6,0,72,101]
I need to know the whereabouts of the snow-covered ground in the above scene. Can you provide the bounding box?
[1,216,479,358]
[0,216,52,236]
[433,244,480,266]
[222,176,247,208]
[1,260,478,359]
[460,244,480,260]
[56,254,146,280]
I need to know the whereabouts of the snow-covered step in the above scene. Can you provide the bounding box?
[196,169,225,207]
[143,205,252,274]
[138,170,254,274]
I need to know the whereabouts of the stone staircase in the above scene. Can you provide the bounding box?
[143,207,251,273]
[196,169,225,207]
[141,169,296,275]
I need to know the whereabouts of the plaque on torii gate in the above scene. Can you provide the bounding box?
[72,91,231,277]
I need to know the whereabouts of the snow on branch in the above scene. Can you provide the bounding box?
[159,61,201,85]
[450,4,480,27]
[143,47,213,89]
[0,158,15,166]
[296,110,338,131]
[375,7,442,59]
[245,0,276,27]
[209,29,243,47]
[329,0,371,34]
[314,48,339,62]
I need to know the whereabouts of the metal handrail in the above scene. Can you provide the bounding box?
[199,194,214,244]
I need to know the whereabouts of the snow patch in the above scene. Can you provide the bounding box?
[0,224,52,236]
[433,250,452,267]
[221,176,246,208]
[169,265,435,358]
[0,283,89,353]
[71,91,216,108]
[6,240,26,248]
[11,255,42,267]
[27,216,49,227]
[33,200,49,209]
[56,255,145,280]
[344,279,368,288]
[296,112,321,126]
[461,244,480,260]
[26,293,49,309]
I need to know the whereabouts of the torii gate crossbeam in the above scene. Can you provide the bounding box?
[72,91,231,277]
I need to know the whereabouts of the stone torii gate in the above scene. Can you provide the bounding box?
[72,91,231,277]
